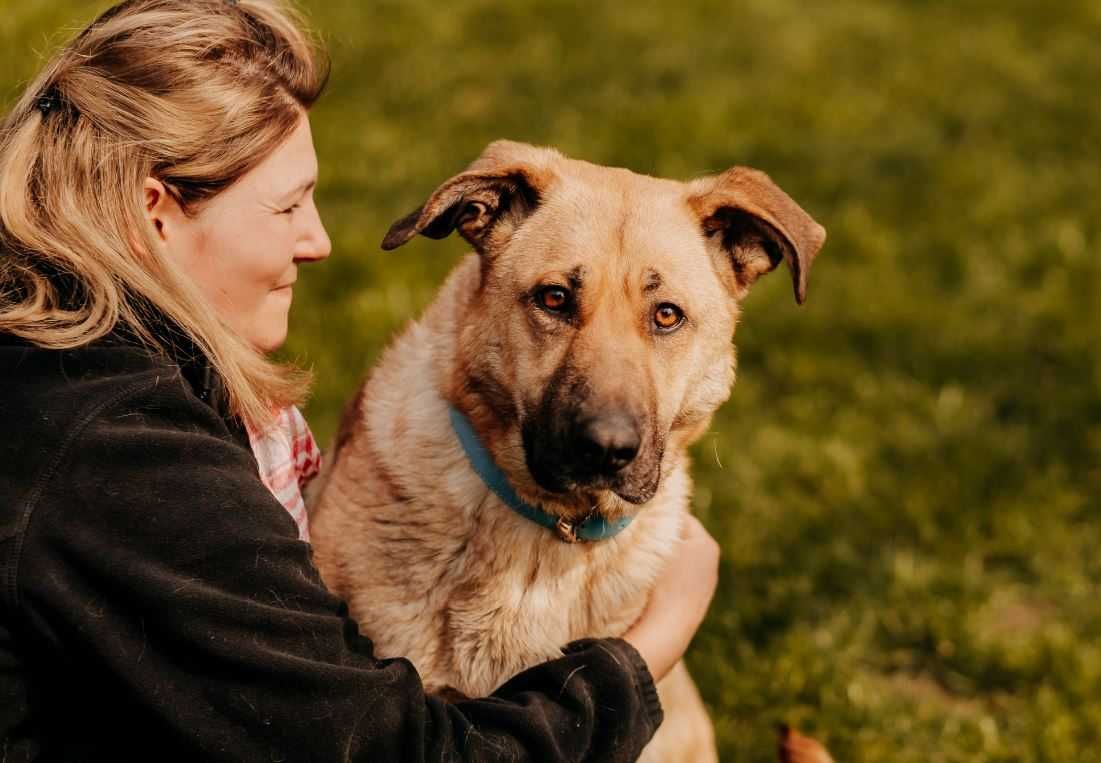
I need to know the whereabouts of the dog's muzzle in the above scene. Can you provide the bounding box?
[573,412,641,476]
[522,409,661,504]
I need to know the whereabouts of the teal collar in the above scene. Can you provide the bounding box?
[448,406,633,543]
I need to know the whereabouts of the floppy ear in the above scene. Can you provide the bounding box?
[687,167,826,304]
[381,140,558,254]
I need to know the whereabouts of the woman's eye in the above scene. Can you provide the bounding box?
[537,286,571,312]
[653,303,685,332]
[280,204,300,215]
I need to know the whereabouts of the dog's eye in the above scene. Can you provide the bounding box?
[653,303,685,332]
[537,286,572,312]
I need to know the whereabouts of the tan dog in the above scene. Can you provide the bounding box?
[308,141,825,762]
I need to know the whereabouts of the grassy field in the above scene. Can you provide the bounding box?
[4,1,1100,760]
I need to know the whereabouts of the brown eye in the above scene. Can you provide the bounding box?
[654,303,684,332]
[538,286,571,312]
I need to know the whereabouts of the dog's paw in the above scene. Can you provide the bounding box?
[777,724,836,763]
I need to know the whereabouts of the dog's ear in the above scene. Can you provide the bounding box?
[688,167,826,304]
[381,140,558,254]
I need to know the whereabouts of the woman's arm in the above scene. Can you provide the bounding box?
[624,514,720,684]
[6,369,660,762]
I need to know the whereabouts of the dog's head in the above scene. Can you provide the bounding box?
[383,141,825,512]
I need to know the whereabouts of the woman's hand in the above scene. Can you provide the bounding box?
[623,514,720,683]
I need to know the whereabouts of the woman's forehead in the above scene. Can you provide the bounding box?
[247,117,319,197]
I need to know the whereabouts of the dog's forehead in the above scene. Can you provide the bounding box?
[517,159,715,281]
[552,157,684,204]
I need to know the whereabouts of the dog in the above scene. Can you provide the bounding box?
[307,140,825,761]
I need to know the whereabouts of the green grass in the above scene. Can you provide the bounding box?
[4,1,1100,760]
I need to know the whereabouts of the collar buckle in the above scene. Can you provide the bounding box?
[555,517,579,544]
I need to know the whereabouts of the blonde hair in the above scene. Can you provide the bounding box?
[0,0,329,429]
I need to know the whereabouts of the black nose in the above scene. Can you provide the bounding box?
[575,413,641,475]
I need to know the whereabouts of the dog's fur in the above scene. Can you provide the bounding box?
[308,141,825,762]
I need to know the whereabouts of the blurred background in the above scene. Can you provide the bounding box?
[3,1,1099,760]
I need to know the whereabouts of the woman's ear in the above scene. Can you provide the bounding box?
[142,177,179,245]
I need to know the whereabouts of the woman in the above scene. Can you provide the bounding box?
[0,1,720,761]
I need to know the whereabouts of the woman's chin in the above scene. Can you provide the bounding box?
[248,307,291,354]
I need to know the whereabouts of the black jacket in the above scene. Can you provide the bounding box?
[0,331,662,762]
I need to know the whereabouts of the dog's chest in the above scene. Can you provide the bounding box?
[318,468,686,698]
[410,506,682,697]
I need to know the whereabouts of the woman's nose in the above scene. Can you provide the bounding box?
[296,204,332,262]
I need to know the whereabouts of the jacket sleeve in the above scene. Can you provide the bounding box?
[13,373,662,762]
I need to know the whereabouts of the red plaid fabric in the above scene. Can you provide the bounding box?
[246,406,321,542]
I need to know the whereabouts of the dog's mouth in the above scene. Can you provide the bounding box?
[530,466,662,506]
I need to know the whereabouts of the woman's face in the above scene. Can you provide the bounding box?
[146,115,331,352]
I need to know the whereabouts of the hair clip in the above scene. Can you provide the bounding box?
[36,88,59,118]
